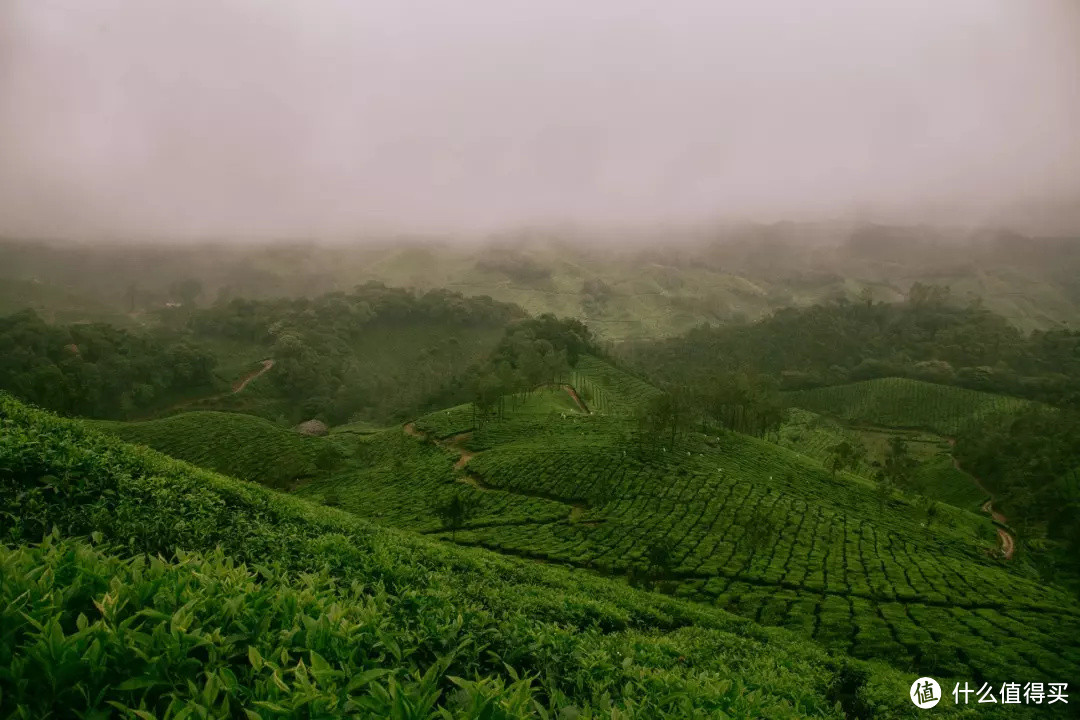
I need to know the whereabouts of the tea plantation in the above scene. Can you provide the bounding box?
[301,360,1080,692]
[777,408,987,510]
[6,355,1078,718]
[783,378,1033,436]
[2,391,941,719]
[88,411,336,489]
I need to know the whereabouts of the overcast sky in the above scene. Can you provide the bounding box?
[1,1,1078,238]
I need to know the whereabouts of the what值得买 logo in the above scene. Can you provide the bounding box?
[911,677,941,709]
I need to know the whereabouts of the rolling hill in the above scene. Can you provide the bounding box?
[783,378,1034,436]
[1,391,936,719]
[33,355,1080,716]
[287,359,1080,689]
[87,411,337,489]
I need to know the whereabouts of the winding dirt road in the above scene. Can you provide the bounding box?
[948,439,1015,560]
[232,359,275,393]
[138,358,275,420]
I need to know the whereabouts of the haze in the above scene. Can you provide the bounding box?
[2,0,1079,238]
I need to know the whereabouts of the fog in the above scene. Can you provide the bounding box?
[2,0,1079,238]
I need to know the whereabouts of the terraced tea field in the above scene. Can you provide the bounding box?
[568,354,661,413]
[84,358,1080,690]
[300,359,1080,685]
[783,377,1032,435]
[8,391,948,719]
[88,411,333,488]
[778,408,987,510]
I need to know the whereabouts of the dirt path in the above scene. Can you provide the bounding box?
[948,439,1015,560]
[232,359,274,393]
[561,384,590,413]
[403,422,589,521]
[138,358,275,419]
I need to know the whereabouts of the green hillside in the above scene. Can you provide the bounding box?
[777,409,987,510]
[88,411,337,489]
[570,355,662,414]
[784,378,1033,436]
[2,392,938,719]
[292,360,1080,688]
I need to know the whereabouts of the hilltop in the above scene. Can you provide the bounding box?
[3,226,1079,341]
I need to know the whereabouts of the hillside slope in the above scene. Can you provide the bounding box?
[784,378,1033,436]
[88,411,335,488]
[1,392,943,719]
[293,359,1080,688]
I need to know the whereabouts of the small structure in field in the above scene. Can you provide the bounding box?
[295,419,329,437]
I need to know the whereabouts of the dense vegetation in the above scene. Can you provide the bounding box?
[186,283,524,424]
[0,284,525,425]
[783,378,1033,437]
[954,407,1080,575]
[776,409,985,511]
[4,235,1080,716]
[288,359,1080,692]
[623,286,1080,407]
[2,392,949,719]
[88,411,341,489]
[5,227,1080,340]
[0,308,218,418]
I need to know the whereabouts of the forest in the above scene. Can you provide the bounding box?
[622,283,1080,406]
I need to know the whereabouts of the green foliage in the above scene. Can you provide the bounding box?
[1,391,946,719]
[624,294,1080,407]
[784,377,1033,436]
[776,409,985,510]
[954,406,1080,578]
[877,437,917,491]
[826,439,866,477]
[88,411,334,489]
[0,308,219,418]
[569,356,660,414]
[433,491,481,539]
[194,284,522,424]
[298,424,572,533]
[380,390,1080,684]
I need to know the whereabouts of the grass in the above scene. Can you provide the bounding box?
[1,391,949,719]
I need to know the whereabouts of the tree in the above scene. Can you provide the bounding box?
[644,538,677,591]
[874,476,894,515]
[907,282,951,310]
[743,506,776,555]
[171,278,203,308]
[879,437,917,490]
[826,439,866,477]
[918,497,940,533]
[433,492,479,541]
[314,443,344,474]
[471,373,503,427]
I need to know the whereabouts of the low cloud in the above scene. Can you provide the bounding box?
[1,0,1078,238]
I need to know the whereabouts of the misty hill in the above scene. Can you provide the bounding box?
[3,224,1079,340]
